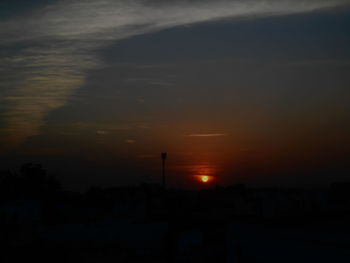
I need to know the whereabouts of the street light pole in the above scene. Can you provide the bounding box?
[161,152,167,189]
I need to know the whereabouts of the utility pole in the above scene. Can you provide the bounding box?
[161,152,167,189]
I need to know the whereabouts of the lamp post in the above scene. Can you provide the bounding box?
[161,152,167,189]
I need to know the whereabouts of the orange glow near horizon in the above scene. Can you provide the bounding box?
[190,164,216,184]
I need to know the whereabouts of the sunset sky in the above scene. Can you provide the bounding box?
[1,0,350,190]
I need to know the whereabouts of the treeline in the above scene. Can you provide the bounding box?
[0,163,62,201]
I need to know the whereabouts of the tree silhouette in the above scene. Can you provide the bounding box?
[0,163,62,201]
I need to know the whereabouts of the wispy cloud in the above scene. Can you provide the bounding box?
[125,139,137,144]
[0,0,347,150]
[96,130,110,135]
[185,133,227,137]
[73,121,150,131]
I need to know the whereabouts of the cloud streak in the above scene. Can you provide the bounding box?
[0,0,348,150]
[185,133,227,137]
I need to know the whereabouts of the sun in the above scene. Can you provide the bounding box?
[201,175,210,183]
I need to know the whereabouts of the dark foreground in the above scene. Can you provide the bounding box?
[1,165,350,262]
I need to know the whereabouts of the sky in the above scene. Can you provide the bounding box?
[0,0,350,190]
